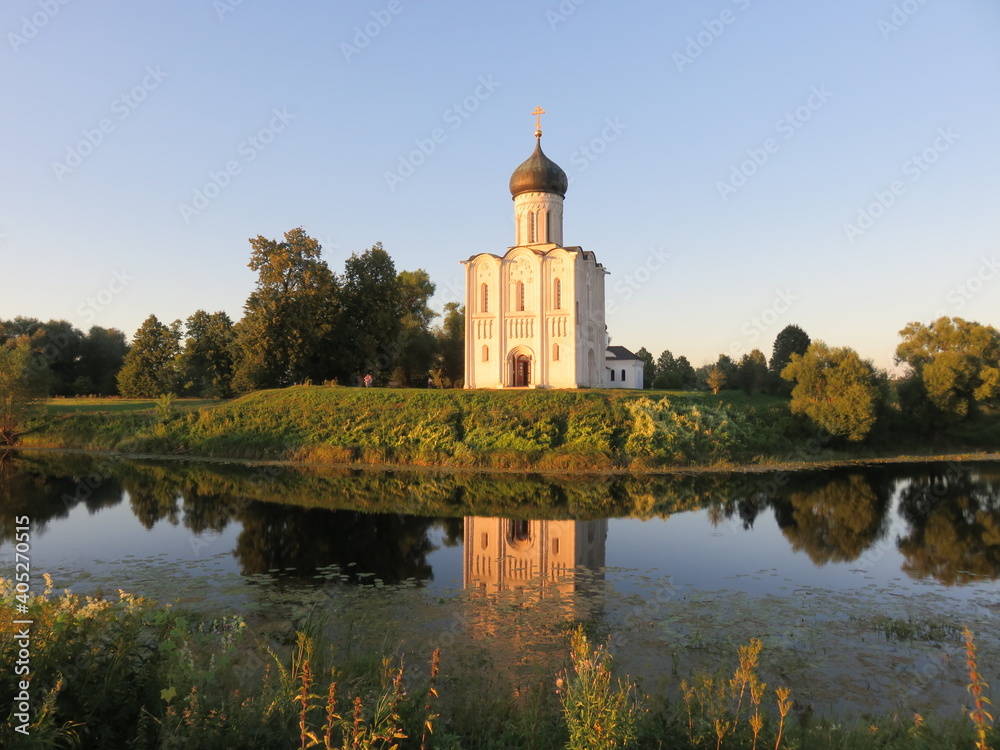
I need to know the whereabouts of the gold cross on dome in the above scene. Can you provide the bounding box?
[532,106,545,136]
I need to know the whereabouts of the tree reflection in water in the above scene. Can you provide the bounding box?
[713,470,894,565]
[0,451,124,540]
[1,452,999,587]
[773,473,893,565]
[234,504,441,582]
[896,465,1000,585]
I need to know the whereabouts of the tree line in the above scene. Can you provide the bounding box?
[1,228,466,405]
[634,324,811,395]
[117,229,466,397]
[635,318,1000,444]
[0,319,128,397]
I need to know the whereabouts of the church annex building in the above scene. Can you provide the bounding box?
[461,110,642,390]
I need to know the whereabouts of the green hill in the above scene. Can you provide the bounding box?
[23,386,998,471]
[24,387,802,470]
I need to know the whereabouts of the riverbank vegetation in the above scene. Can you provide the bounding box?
[1,578,994,749]
[16,384,1000,471]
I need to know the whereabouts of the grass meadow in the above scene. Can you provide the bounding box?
[23,387,810,470]
[23,386,998,471]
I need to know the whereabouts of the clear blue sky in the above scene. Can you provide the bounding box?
[2,0,998,371]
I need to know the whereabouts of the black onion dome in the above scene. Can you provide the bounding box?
[509,139,568,198]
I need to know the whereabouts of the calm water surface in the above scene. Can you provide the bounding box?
[2,451,998,715]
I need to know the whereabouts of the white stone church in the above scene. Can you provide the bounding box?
[462,114,643,389]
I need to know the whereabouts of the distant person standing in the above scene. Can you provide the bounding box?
[427,375,435,389]
[363,373,373,388]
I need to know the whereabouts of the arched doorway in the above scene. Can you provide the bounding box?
[507,347,534,388]
[513,354,531,387]
[508,520,531,547]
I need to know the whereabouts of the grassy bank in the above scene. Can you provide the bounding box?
[1,578,993,749]
[20,386,1000,471]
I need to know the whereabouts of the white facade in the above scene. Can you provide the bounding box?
[605,354,645,389]
[462,133,609,389]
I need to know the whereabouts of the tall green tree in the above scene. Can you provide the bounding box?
[178,311,235,397]
[896,316,1000,430]
[675,356,696,389]
[79,327,128,395]
[0,319,129,396]
[433,302,464,387]
[769,324,811,395]
[634,347,655,389]
[654,350,695,389]
[0,318,85,396]
[337,242,404,385]
[33,320,85,395]
[737,349,769,395]
[653,349,681,391]
[653,350,676,389]
[782,342,883,442]
[393,269,438,387]
[231,228,339,391]
[0,337,52,445]
[713,353,738,390]
[116,315,182,398]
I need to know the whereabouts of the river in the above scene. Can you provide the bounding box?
[2,450,998,717]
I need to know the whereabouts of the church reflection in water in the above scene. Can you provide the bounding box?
[463,517,607,595]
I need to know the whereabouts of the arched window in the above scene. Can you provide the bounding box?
[480,282,489,313]
[610,370,615,381]
[527,211,535,243]
[554,278,562,310]
[552,343,560,361]
[482,345,489,362]
[621,369,626,381]
[516,281,525,311]
[544,210,551,242]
